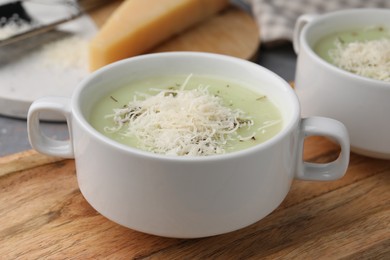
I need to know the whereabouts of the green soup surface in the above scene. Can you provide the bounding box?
[89,74,283,156]
[314,26,390,82]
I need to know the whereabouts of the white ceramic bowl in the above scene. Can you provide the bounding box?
[28,52,350,238]
[294,8,390,159]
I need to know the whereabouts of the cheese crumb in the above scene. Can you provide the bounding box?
[329,38,390,82]
[105,77,255,156]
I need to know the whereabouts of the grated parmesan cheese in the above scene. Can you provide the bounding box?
[40,35,88,70]
[329,38,390,82]
[104,75,255,156]
[0,13,87,70]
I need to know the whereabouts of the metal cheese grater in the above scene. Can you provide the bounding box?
[0,0,109,47]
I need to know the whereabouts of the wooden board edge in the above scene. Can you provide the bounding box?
[0,150,66,178]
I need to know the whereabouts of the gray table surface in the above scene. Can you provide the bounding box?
[0,44,297,157]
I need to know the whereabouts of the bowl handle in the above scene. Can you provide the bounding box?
[295,117,350,181]
[27,97,74,158]
[293,14,317,54]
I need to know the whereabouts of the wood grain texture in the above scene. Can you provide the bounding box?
[151,7,260,61]
[1,136,389,259]
[0,149,63,177]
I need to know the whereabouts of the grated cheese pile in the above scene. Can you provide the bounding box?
[0,13,87,70]
[105,79,254,156]
[40,36,88,70]
[329,38,390,82]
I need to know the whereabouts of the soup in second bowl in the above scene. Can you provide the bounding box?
[89,74,283,156]
[314,25,390,82]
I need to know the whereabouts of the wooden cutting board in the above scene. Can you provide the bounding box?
[89,1,260,60]
[1,136,389,259]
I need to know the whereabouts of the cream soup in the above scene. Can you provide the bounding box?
[314,26,390,81]
[89,74,283,156]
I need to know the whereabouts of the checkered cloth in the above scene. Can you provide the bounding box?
[234,0,390,45]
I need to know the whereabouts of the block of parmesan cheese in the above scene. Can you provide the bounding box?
[89,0,230,71]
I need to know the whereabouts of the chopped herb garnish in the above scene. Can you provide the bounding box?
[237,118,252,126]
[256,95,267,101]
[110,96,118,102]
